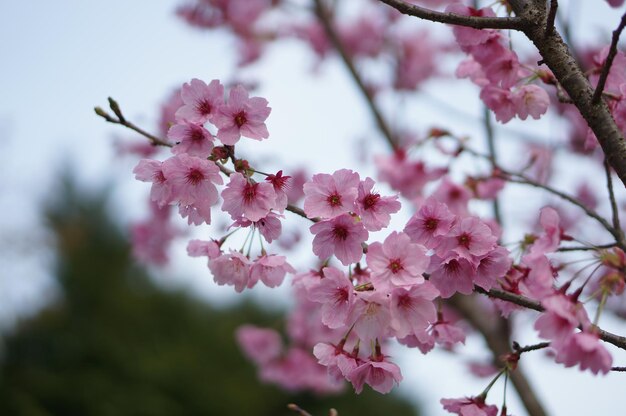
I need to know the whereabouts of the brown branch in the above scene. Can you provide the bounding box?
[612,366,626,372]
[507,0,626,188]
[482,106,503,226]
[557,243,618,252]
[378,0,528,30]
[449,295,548,416]
[313,0,397,150]
[95,100,172,148]
[592,11,626,104]
[545,0,558,37]
[513,341,551,354]
[476,286,626,351]
[604,158,624,243]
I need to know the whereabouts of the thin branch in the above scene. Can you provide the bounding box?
[545,0,558,37]
[378,0,528,30]
[482,106,503,226]
[476,286,626,351]
[513,341,551,354]
[604,158,624,243]
[612,366,626,372]
[557,243,618,252]
[313,0,397,150]
[95,101,172,148]
[592,11,626,104]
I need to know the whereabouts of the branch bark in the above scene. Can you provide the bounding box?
[508,0,626,188]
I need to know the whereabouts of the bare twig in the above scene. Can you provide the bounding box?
[378,0,528,30]
[592,11,626,104]
[513,341,551,354]
[313,0,397,150]
[95,100,172,148]
[476,286,626,351]
[611,366,626,372]
[557,243,618,252]
[482,106,503,226]
[604,158,624,243]
[545,0,558,37]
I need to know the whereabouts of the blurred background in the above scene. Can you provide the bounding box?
[1,0,626,415]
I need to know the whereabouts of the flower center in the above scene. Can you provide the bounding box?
[362,193,380,210]
[243,183,257,203]
[388,259,403,274]
[424,218,438,230]
[234,111,247,127]
[185,168,205,185]
[332,225,348,241]
[458,233,471,248]
[190,126,205,142]
[196,99,212,116]
[327,192,342,207]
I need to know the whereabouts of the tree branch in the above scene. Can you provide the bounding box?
[313,0,397,150]
[592,11,626,104]
[378,0,528,30]
[508,0,626,188]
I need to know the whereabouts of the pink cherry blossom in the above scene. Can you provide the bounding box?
[178,200,214,225]
[347,358,403,394]
[404,197,455,249]
[265,170,290,212]
[428,256,477,298]
[186,239,221,260]
[133,159,172,207]
[162,154,223,206]
[431,320,466,348]
[306,266,355,329]
[221,172,277,222]
[446,4,499,48]
[175,78,225,124]
[441,396,498,416]
[232,212,283,243]
[309,214,368,266]
[390,282,439,338]
[249,254,296,288]
[473,246,511,291]
[375,149,446,198]
[355,177,401,231]
[431,178,471,216]
[366,231,429,288]
[131,203,178,266]
[394,30,439,90]
[554,332,613,375]
[236,325,283,365]
[529,206,562,257]
[351,291,392,342]
[208,250,251,293]
[512,84,550,120]
[480,85,516,123]
[303,169,360,219]
[535,294,591,341]
[213,85,271,145]
[438,216,498,262]
[169,121,214,158]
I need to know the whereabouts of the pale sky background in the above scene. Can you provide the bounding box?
[1,0,626,415]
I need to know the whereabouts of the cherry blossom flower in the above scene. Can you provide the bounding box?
[208,250,251,293]
[236,325,283,365]
[428,256,477,298]
[554,332,613,375]
[249,254,296,288]
[441,396,498,416]
[351,291,392,342]
[221,172,277,222]
[162,154,223,206]
[265,170,291,212]
[431,178,471,216]
[309,214,368,266]
[131,203,178,265]
[535,294,591,341]
[303,169,360,219]
[404,197,455,249]
[186,239,221,259]
[438,216,498,263]
[366,231,429,288]
[347,358,403,394]
[175,78,224,124]
[169,120,214,158]
[480,85,516,123]
[390,282,439,338]
[355,177,401,231]
[133,159,172,207]
[213,85,271,145]
[306,266,355,329]
[512,84,550,120]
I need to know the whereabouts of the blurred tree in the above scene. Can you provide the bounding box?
[0,177,419,416]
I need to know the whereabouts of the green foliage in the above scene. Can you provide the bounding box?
[0,178,419,416]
